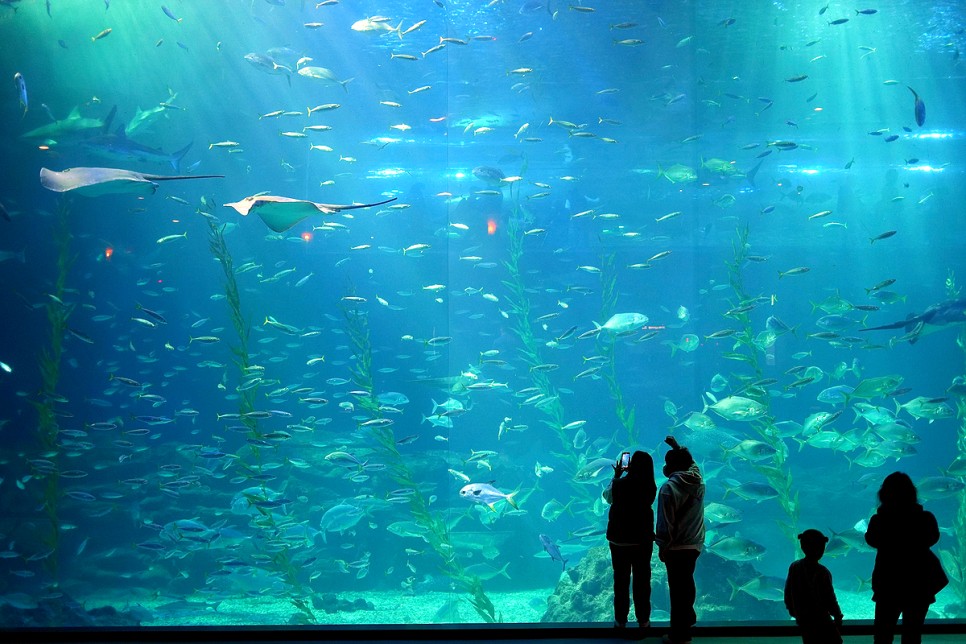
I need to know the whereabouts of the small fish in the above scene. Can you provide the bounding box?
[779,267,810,279]
[827,18,849,25]
[189,335,221,344]
[870,230,897,244]
[92,28,112,42]
[156,232,187,244]
[161,5,181,22]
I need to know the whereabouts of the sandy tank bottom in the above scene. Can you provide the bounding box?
[70,586,961,626]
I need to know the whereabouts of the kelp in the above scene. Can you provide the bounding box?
[206,219,258,426]
[207,219,315,624]
[501,206,569,451]
[31,199,75,579]
[599,253,637,445]
[725,226,798,546]
[944,271,966,611]
[342,300,497,623]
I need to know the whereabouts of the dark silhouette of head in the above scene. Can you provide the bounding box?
[878,471,918,508]
[798,528,828,560]
[629,450,653,479]
[663,444,694,478]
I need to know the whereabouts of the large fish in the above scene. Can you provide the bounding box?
[14,72,26,116]
[224,194,397,233]
[859,299,966,343]
[907,86,926,127]
[21,105,116,144]
[538,534,568,570]
[458,482,518,510]
[79,131,194,172]
[243,52,292,85]
[297,66,353,92]
[125,91,178,138]
[596,312,649,334]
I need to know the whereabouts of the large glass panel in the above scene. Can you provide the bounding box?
[0,0,963,628]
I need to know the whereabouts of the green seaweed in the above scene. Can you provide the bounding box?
[207,219,316,624]
[599,253,637,445]
[944,271,966,610]
[342,301,497,623]
[207,220,259,427]
[501,206,569,452]
[31,199,75,579]
[724,225,799,547]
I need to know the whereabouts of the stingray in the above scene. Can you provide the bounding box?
[40,167,224,197]
[859,298,966,344]
[224,194,397,233]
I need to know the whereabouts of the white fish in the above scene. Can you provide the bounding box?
[597,312,648,334]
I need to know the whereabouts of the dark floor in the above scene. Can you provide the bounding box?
[11,622,966,644]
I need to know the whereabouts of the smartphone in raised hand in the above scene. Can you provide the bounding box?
[619,451,631,470]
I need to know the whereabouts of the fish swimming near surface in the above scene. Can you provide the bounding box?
[907,86,925,127]
[859,298,966,343]
[40,166,223,197]
[224,194,397,233]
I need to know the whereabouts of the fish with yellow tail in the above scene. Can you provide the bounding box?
[459,482,518,511]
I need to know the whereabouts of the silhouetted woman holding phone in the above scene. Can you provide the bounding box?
[603,450,656,629]
[865,471,948,644]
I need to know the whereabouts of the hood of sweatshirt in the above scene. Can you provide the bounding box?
[665,464,704,500]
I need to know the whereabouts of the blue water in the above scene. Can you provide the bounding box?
[0,0,964,627]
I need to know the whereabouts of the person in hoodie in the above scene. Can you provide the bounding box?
[865,471,948,644]
[602,450,656,629]
[656,436,705,644]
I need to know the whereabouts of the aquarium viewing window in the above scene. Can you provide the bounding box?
[0,0,964,632]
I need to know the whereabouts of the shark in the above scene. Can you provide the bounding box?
[79,128,193,172]
[859,299,966,344]
[21,105,117,145]
[224,194,397,233]
[125,90,178,138]
[40,166,223,197]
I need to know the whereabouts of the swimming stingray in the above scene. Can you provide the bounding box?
[40,167,223,197]
[859,299,966,344]
[223,194,397,233]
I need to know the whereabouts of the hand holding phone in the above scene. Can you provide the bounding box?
[619,451,631,470]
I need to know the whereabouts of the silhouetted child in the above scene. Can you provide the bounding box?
[784,529,844,644]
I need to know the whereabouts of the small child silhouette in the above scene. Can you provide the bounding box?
[784,529,844,644]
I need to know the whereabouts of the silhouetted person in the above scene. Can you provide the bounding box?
[865,471,948,644]
[656,436,705,644]
[602,450,656,629]
[784,528,843,644]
